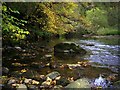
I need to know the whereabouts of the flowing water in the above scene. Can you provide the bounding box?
[48,36,120,66]
[76,37,120,66]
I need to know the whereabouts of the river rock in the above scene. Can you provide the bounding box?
[22,70,40,80]
[54,42,87,54]
[41,80,51,86]
[107,74,118,81]
[109,66,119,73]
[54,85,63,89]
[24,78,32,84]
[44,54,52,60]
[65,78,91,89]
[86,43,94,46]
[56,77,70,86]
[8,79,17,85]
[14,46,22,51]
[27,85,39,90]
[10,71,23,78]
[113,80,120,89]
[32,80,40,85]
[30,62,46,69]
[46,71,60,80]
[2,67,9,75]
[45,54,52,58]
[67,64,81,69]
[16,84,27,90]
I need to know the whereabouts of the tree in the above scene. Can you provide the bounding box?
[2,3,29,45]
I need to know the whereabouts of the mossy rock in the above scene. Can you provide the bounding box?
[65,78,91,89]
[54,42,87,55]
[56,77,70,86]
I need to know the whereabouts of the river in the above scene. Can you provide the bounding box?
[76,36,120,66]
[3,35,120,79]
[46,35,120,66]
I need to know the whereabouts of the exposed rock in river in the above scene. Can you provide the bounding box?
[15,84,27,90]
[54,42,87,59]
[54,42,87,54]
[46,71,60,80]
[65,78,91,89]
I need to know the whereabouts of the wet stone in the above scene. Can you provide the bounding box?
[2,67,9,75]
[31,80,39,85]
[65,78,91,89]
[109,66,119,73]
[14,46,22,50]
[10,71,23,78]
[54,42,87,54]
[16,84,27,90]
[24,78,32,84]
[22,70,40,80]
[46,71,60,80]
[45,54,52,58]
[27,85,39,90]
[54,85,63,89]
[56,77,70,86]
[8,79,17,85]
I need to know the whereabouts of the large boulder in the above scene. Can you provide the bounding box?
[65,78,91,89]
[54,42,86,54]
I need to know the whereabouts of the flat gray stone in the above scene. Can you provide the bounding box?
[46,71,60,80]
[65,78,91,89]
[16,84,27,90]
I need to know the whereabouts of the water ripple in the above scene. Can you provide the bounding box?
[77,40,120,66]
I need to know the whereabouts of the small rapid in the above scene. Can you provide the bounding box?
[76,40,120,66]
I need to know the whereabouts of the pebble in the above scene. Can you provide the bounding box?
[8,79,16,85]
[42,81,51,86]
[54,85,63,88]
[45,54,52,58]
[24,78,32,84]
[14,46,22,51]
[32,80,39,85]
[28,85,39,90]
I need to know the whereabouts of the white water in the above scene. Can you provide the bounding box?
[76,40,120,66]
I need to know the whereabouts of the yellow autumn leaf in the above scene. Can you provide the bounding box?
[21,69,27,73]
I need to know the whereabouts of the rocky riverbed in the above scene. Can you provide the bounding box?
[1,60,120,89]
[2,37,120,89]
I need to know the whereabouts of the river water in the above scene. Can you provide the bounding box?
[48,36,120,66]
[2,36,120,88]
[3,35,120,79]
[76,38,120,66]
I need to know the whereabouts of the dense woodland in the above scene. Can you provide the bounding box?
[2,2,119,46]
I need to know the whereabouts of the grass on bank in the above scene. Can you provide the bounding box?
[97,27,120,35]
